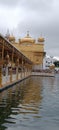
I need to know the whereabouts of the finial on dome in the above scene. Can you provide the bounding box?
[38,33,45,42]
[27,31,29,37]
[5,29,10,39]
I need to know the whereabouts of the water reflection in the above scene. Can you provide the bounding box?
[0,77,42,130]
[0,76,59,130]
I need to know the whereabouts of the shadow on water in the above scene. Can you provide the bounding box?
[0,75,59,130]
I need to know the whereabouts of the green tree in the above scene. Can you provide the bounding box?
[54,61,59,67]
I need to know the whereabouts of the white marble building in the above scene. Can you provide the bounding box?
[43,55,55,69]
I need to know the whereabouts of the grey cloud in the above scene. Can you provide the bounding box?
[0,0,59,56]
[15,8,59,56]
[0,0,19,7]
[0,0,54,10]
[20,0,54,11]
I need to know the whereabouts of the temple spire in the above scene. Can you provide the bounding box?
[5,29,10,39]
[27,31,29,37]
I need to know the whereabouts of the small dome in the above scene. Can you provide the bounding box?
[20,31,35,43]
[9,36,15,42]
[5,30,15,42]
[38,37,45,42]
[50,64,55,69]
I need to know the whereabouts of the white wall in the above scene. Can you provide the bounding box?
[32,64,43,70]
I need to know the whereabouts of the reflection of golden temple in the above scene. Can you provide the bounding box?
[23,84,42,104]
[20,78,42,105]
[0,78,42,116]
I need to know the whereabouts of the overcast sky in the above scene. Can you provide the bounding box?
[0,0,59,56]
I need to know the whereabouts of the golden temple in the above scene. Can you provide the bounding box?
[8,31,46,70]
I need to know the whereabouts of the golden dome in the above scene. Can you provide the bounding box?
[8,35,15,42]
[49,64,55,69]
[38,37,45,42]
[20,31,35,43]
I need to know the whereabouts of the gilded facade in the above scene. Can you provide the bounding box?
[7,31,46,70]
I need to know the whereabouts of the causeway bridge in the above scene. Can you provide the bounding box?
[0,34,32,91]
